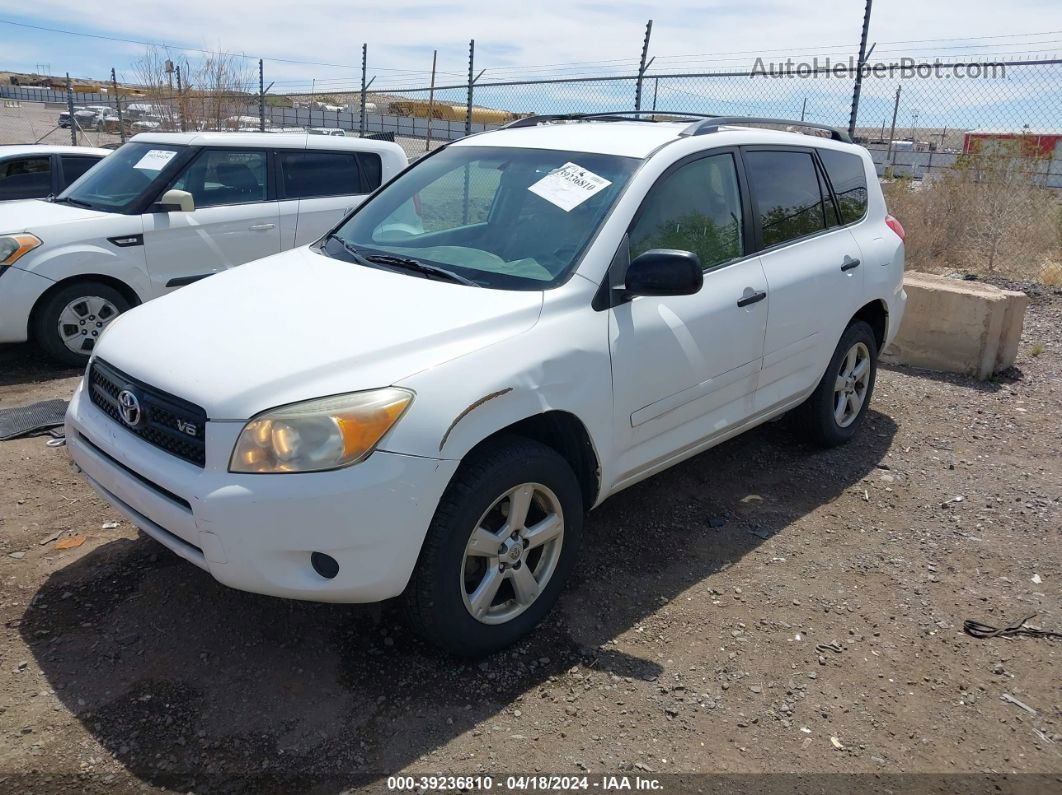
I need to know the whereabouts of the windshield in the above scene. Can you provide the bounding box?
[325,145,639,289]
[58,142,187,212]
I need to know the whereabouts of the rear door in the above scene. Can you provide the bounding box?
[741,147,865,412]
[141,147,280,293]
[276,149,369,247]
[0,155,53,200]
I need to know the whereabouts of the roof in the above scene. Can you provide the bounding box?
[129,131,404,156]
[457,120,861,159]
[0,144,111,158]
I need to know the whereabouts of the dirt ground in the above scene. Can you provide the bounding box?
[0,282,1060,794]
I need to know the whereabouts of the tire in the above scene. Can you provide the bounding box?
[33,281,131,367]
[405,434,584,657]
[793,320,878,448]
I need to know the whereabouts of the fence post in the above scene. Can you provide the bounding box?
[258,59,266,132]
[360,44,368,137]
[111,68,125,143]
[426,49,437,152]
[465,39,475,137]
[847,0,873,138]
[175,64,186,131]
[65,73,77,146]
[887,84,901,167]
[635,19,653,112]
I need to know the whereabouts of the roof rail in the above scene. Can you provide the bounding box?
[680,116,852,143]
[500,110,719,129]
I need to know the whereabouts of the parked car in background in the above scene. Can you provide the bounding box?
[0,131,406,364]
[308,127,347,137]
[57,106,85,128]
[0,145,110,201]
[63,113,906,656]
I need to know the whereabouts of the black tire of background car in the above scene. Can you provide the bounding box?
[792,319,878,448]
[405,433,584,657]
[33,281,131,368]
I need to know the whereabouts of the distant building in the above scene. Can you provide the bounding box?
[962,129,1062,159]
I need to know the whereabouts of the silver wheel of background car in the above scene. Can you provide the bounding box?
[57,296,120,356]
[834,341,871,428]
[460,482,565,626]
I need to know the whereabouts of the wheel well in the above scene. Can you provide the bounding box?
[29,274,141,336]
[475,411,600,511]
[852,300,888,352]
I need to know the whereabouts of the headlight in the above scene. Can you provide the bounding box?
[0,234,42,266]
[229,388,413,473]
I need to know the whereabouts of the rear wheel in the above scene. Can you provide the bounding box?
[33,281,131,367]
[405,435,583,657]
[793,320,878,447]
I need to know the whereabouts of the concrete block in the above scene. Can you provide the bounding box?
[883,272,1027,380]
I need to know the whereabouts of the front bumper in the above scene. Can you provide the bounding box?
[65,380,459,603]
[0,266,53,344]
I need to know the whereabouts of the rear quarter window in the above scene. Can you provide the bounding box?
[356,153,383,191]
[818,149,869,224]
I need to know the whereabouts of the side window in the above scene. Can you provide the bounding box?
[59,156,99,189]
[170,149,268,208]
[629,153,744,270]
[819,149,869,224]
[0,156,51,199]
[744,150,832,247]
[356,153,383,191]
[278,151,360,199]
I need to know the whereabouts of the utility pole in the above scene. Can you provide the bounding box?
[65,73,77,146]
[111,68,125,143]
[887,84,901,164]
[259,59,265,132]
[634,19,653,112]
[175,64,186,132]
[425,49,438,152]
[651,77,659,116]
[465,39,475,137]
[360,44,368,137]
[847,0,873,138]
[801,97,807,121]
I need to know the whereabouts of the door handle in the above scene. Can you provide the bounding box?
[249,223,276,231]
[840,255,861,271]
[737,289,767,308]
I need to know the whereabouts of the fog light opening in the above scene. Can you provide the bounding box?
[311,551,340,580]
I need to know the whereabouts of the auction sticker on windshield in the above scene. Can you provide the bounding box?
[528,162,611,212]
[133,149,177,172]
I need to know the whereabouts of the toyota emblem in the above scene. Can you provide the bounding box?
[117,388,143,428]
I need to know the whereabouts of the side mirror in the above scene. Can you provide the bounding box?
[620,249,703,301]
[156,189,195,213]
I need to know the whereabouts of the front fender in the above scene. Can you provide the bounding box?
[18,230,150,301]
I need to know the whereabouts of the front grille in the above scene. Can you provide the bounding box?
[88,359,207,467]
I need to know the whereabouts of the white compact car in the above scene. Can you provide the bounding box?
[0,145,110,201]
[65,113,906,656]
[0,132,407,364]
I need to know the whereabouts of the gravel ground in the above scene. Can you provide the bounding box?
[0,285,1060,793]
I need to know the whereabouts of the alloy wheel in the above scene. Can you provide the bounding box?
[833,341,871,428]
[57,296,120,356]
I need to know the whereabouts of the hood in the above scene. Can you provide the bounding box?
[0,198,110,232]
[95,246,544,419]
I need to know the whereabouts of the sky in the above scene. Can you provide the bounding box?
[2,1,1061,129]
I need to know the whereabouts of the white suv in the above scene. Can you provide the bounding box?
[65,113,906,656]
[0,132,406,364]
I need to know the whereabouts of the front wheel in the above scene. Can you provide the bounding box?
[793,320,878,447]
[33,281,131,367]
[405,435,583,657]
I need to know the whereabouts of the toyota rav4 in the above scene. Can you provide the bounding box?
[65,113,906,656]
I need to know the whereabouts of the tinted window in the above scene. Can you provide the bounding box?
[0,156,51,200]
[356,153,383,191]
[278,151,361,199]
[630,153,744,269]
[59,156,100,189]
[819,149,868,224]
[744,150,831,247]
[170,149,268,208]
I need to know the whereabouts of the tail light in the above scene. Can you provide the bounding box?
[885,214,905,242]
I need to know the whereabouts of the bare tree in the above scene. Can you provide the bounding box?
[130,46,182,130]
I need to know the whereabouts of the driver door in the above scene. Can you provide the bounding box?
[608,150,769,486]
[142,148,280,294]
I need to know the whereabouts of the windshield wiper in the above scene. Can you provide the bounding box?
[364,254,480,287]
[52,196,95,209]
[325,232,371,264]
